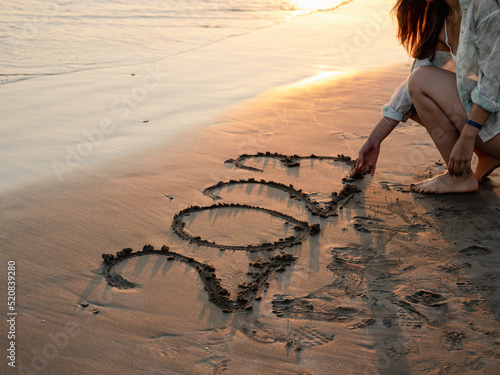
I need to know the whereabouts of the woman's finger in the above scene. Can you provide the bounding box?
[464,160,472,176]
[355,154,364,173]
[358,152,364,167]
[353,161,360,174]
[448,159,455,176]
[451,160,457,176]
[453,160,461,176]
[462,160,470,176]
[456,159,466,177]
[458,160,465,176]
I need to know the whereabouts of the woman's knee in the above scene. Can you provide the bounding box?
[407,65,435,100]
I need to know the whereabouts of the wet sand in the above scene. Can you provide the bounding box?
[2,62,500,374]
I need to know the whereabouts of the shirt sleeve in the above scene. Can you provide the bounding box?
[382,80,413,122]
[383,52,455,122]
[471,1,500,113]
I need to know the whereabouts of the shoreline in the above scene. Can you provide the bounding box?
[0,0,407,193]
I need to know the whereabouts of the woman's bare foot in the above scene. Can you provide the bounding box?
[411,172,478,194]
[474,151,500,183]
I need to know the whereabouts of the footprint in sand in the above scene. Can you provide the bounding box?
[172,203,311,251]
[328,246,371,297]
[287,326,336,349]
[239,320,336,351]
[438,262,472,273]
[443,331,466,351]
[382,307,423,329]
[462,299,488,313]
[384,337,419,356]
[456,280,497,296]
[270,245,376,331]
[459,245,493,257]
[271,294,360,322]
[345,318,376,330]
[405,290,449,307]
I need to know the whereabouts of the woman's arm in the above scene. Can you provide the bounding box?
[354,117,398,176]
[355,53,454,176]
[448,104,491,176]
[470,1,500,114]
[448,1,500,176]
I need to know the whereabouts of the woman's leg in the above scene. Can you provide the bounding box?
[474,149,500,182]
[410,110,500,184]
[408,66,476,193]
[407,66,500,193]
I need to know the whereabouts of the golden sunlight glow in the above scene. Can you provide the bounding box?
[290,0,346,11]
[295,70,346,86]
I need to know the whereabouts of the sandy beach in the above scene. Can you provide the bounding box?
[2,1,500,374]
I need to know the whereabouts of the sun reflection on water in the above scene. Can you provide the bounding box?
[290,0,347,11]
[295,70,347,86]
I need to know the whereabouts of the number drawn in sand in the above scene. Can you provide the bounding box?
[99,152,365,349]
[101,244,296,312]
[172,203,313,251]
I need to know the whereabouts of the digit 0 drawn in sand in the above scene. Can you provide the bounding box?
[171,203,314,251]
[203,179,360,218]
[224,151,357,174]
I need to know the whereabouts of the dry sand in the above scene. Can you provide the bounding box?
[2,61,500,375]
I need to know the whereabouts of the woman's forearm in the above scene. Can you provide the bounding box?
[368,117,399,144]
[460,103,490,141]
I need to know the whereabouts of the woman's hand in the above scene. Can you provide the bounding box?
[448,132,475,177]
[354,138,381,176]
[448,105,489,177]
[353,116,398,176]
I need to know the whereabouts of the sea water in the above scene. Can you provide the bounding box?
[1,0,345,85]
